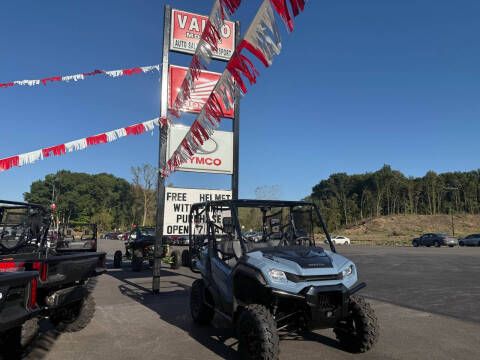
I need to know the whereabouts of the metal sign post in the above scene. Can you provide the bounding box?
[153,4,171,294]
[231,21,241,200]
[153,6,239,293]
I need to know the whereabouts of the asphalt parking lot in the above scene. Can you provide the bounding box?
[23,241,480,360]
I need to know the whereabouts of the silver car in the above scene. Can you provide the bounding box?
[459,234,480,247]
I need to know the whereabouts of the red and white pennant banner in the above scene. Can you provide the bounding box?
[0,117,169,172]
[161,0,305,177]
[0,64,161,89]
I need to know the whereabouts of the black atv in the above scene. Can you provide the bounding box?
[113,227,180,271]
[188,200,379,360]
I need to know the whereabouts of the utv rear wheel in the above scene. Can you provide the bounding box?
[113,250,122,268]
[170,250,180,269]
[52,293,96,333]
[237,304,279,360]
[131,250,143,272]
[190,280,214,325]
[334,295,379,353]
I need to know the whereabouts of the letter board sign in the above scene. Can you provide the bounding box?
[163,187,232,235]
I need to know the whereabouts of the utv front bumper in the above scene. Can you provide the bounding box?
[272,282,366,329]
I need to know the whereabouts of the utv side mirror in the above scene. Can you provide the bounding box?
[222,217,234,234]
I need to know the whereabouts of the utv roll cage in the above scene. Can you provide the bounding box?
[0,200,51,253]
[188,200,336,270]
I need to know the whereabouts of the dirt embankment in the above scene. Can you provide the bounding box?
[338,214,480,245]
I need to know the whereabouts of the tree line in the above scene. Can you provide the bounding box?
[24,165,158,231]
[307,165,480,230]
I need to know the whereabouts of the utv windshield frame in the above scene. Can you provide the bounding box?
[188,200,336,260]
[0,200,51,254]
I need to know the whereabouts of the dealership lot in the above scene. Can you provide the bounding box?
[25,241,480,360]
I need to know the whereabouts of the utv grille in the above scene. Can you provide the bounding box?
[285,272,343,283]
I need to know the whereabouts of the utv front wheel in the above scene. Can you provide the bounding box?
[113,250,122,268]
[334,295,379,353]
[190,279,214,325]
[181,249,190,267]
[237,304,279,360]
[170,250,180,269]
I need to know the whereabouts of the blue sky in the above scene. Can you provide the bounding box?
[1,0,479,201]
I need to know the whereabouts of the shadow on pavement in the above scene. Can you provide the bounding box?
[106,262,346,359]
[107,264,240,359]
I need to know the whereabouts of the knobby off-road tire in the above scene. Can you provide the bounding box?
[190,280,214,325]
[334,295,379,353]
[181,249,190,267]
[21,318,39,347]
[53,293,96,333]
[131,249,144,272]
[170,250,181,269]
[113,250,123,268]
[236,304,280,360]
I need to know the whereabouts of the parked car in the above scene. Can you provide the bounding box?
[244,231,262,243]
[459,233,480,247]
[331,235,351,245]
[412,233,458,247]
[103,232,120,240]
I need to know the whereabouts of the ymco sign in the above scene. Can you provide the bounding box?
[167,125,233,174]
[170,9,235,61]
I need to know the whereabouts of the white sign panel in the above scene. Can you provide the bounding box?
[167,125,233,174]
[163,187,232,235]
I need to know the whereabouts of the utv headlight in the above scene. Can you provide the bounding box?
[268,269,287,283]
[342,264,354,278]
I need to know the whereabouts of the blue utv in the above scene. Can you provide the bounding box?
[188,200,379,360]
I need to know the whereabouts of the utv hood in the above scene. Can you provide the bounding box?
[261,247,333,269]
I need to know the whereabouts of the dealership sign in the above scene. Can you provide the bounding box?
[167,124,233,174]
[170,8,235,61]
[168,65,234,118]
[163,187,232,235]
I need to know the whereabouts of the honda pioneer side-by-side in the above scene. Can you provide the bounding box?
[188,200,379,360]
[0,200,105,342]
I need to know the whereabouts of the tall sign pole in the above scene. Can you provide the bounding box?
[231,21,241,201]
[153,4,171,294]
